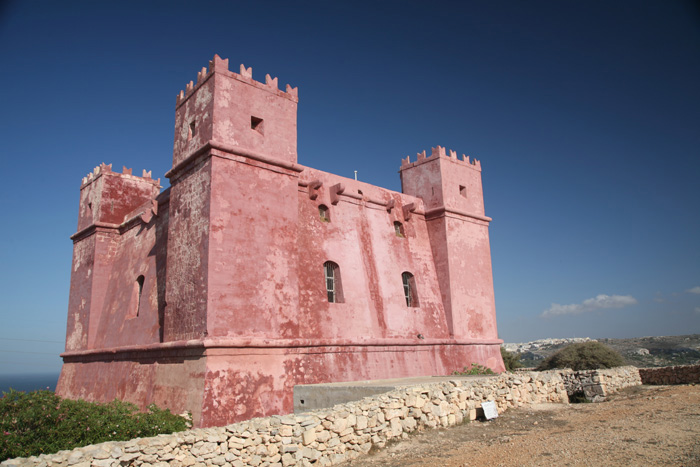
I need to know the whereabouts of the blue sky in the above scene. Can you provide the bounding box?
[0,1,698,376]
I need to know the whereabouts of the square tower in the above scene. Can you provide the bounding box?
[400,146,498,340]
[164,56,302,342]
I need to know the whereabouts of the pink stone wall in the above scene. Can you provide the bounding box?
[295,169,450,342]
[92,215,164,348]
[58,56,504,428]
[64,235,98,351]
[163,159,212,342]
[198,343,503,427]
[57,350,208,423]
[206,154,300,339]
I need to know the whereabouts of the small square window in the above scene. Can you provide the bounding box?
[459,185,467,198]
[394,221,404,237]
[251,116,264,135]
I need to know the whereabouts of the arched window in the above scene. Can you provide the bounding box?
[319,204,330,222]
[129,275,145,318]
[402,272,418,307]
[394,221,404,237]
[324,261,343,303]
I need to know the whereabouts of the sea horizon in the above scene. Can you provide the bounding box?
[0,373,60,394]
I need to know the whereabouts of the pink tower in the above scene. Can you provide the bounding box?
[399,148,499,341]
[57,56,504,427]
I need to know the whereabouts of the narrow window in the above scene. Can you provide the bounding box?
[319,204,330,222]
[129,275,145,318]
[402,272,419,307]
[394,221,404,237]
[188,121,196,141]
[251,116,264,135]
[459,185,467,198]
[324,261,343,303]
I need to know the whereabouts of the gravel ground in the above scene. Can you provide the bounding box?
[342,384,700,467]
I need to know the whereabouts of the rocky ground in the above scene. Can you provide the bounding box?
[341,384,700,466]
[507,334,700,368]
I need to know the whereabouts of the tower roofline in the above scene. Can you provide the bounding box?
[175,54,299,109]
[399,145,481,172]
[80,162,161,189]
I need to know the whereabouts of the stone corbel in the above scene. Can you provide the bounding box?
[308,180,323,200]
[402,202,416,221]
[330,183,345,205]
[140,200,159,224]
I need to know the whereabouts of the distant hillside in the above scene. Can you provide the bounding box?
[503,334,700,368]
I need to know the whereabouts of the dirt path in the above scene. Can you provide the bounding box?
[342,385,700,466]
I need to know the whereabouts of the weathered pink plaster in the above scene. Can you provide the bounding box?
[56,55,504,427]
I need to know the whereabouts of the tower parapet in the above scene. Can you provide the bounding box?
[401,145,481,171]
[175,55,298,108]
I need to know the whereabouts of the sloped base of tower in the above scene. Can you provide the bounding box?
[56,339,504,427]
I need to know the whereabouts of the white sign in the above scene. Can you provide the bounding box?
[481,401,498,420]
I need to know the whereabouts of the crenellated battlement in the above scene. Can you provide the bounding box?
[81,162,160,188]
[175,54,298,107]
[400,145,481,171]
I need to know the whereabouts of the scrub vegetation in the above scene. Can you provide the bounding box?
[452,363,495,375]
[536,341,625,371]
[500,347,522,372]
[0,389,188,461]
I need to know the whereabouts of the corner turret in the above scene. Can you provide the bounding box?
[399,146,497,340]
[76,163,161,233]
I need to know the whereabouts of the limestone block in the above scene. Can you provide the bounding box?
[90,460,116,467]
[281,445,298,454]
[331,418,347,433]
[401,417,417,432]
[281,453,295,466]
[302,429,316,445]
[355,415,368,430]
[316,430,331,443]
[180,456,197,466]
[390,418,403,437]
[384,408,403,420]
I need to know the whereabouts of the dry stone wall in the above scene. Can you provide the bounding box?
[2,369,637,467]
[639,364,700,385]
[559,366,642,402]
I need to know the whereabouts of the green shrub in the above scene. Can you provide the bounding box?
[0,389,188,461]
[452,363,495,375]
[536,341,625,371]
[500,347,522,372]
